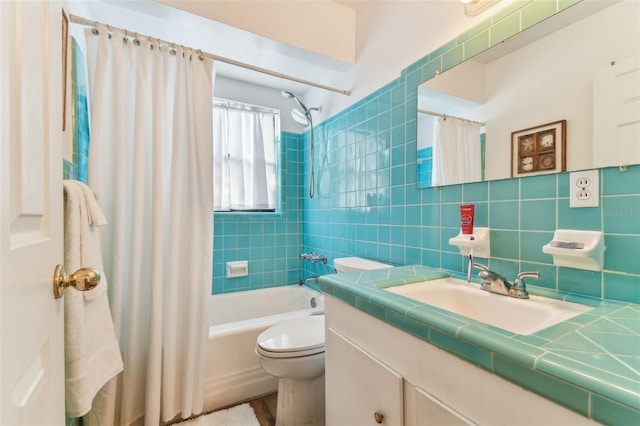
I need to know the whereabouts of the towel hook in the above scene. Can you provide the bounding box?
[53,265,100,299]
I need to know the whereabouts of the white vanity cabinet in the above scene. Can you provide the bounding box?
[324,295,597,426]
[327,326,473,426]
[326,328,403,425]
[408,386,473,426]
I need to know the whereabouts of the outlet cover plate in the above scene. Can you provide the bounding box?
[570,169,599,208]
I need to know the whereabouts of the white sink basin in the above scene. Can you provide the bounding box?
[385,277,593,335]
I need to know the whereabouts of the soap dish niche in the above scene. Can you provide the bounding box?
[227,260,249,278]
[449,227,490,258]
[542,230,605,271]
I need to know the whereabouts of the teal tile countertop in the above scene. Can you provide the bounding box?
[319,266,640,425]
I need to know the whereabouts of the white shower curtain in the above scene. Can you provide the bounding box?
[431,116,482,186]
[84,24,214,425]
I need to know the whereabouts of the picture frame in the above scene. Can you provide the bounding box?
[62,9,69,131]
[511,120,566,177]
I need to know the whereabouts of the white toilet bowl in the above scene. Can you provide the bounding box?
[256,315,325,380]
[256,315,326,426]
[255,257,393,426]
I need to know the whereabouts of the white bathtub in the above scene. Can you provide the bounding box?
[204,285,324,412]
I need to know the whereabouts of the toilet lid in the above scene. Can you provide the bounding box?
[257,315,325,356]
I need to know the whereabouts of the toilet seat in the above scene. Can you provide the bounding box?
[256,315,325,358]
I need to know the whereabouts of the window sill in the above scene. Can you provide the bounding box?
[214,210,284,219]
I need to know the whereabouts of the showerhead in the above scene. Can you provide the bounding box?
[281,90,322,128]
[291,108,310,127]
[281,90,308,112]
[282,90,322,199]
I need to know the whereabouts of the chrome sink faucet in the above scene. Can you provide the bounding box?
[472,263,539,299]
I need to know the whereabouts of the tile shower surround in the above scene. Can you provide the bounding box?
[64,0,639,301]
[300,0,640,304]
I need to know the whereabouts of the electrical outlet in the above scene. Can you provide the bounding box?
[570,169,599,208]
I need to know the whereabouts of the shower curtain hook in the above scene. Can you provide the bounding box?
[170,43,176,56]
[123,28,128,44]
[196,49,204,61]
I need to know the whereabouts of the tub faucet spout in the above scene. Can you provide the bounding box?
[303,275,319,284]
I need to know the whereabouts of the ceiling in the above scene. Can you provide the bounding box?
[151,0,358,96]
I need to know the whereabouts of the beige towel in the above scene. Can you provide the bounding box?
[63,180,123,418]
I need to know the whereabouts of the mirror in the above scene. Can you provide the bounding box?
[417,0,640,188]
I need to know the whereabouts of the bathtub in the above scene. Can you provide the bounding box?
[204,285,324,412]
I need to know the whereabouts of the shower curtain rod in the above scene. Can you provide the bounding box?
[418,108,485,126]
[69,14,352,96]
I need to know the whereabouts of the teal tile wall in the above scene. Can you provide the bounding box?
[65,0,638,302]
[301,0,640,304]
[212,131,304,293]
[71,37,89,184]
[64,37,90,182]
[63,159,77,180]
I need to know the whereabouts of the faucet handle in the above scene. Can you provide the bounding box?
[516,271,540,282]
[511,271,539,299]
[472,262,489,272]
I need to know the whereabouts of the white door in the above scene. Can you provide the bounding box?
[1,0,66,424]
[593,54,640,168]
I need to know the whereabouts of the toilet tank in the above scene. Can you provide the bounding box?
[334,257,393,273]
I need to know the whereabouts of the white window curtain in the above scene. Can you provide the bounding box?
[431,116,482,186]
[84,24,214,425]
[213,100,277,211]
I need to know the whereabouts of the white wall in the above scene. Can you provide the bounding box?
[305,1,508,120]
[157,0,356,65]
[62,0,515,132]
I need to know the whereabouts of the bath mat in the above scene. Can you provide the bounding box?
[179,403,260,426]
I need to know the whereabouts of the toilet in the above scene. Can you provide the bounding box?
[255,257,393,426]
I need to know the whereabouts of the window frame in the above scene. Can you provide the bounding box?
[213,98,281,214]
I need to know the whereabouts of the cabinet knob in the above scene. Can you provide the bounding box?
[374,411,384,424]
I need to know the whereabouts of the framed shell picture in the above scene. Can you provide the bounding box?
[511,120,566,177]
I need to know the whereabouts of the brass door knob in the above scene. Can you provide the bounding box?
[374,411,384,424]
[53,265,100,298]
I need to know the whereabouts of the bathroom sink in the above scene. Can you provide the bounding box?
[385,277,592,335]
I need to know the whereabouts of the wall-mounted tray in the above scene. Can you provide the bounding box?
[542,229,605,271]
[449,227,490,258]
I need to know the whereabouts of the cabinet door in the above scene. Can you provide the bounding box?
[414,387,474,426]
[326,328,403,426]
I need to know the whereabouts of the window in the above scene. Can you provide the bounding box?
[213,99,279,212]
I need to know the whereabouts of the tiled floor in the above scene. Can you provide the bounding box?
[248,393,277,426]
